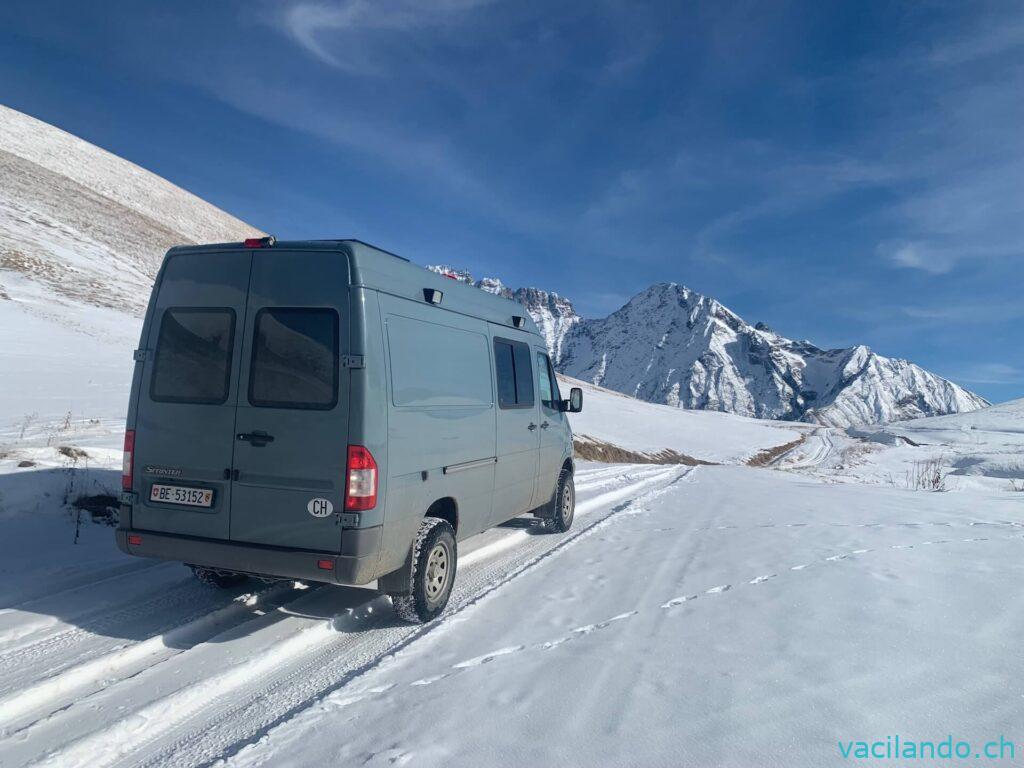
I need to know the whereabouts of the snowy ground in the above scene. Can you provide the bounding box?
[228,466,1024,768]
[2,458,1021,767]
[778,398,1024,495]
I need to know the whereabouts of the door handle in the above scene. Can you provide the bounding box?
[527,423,537,431]
[540,421,550,429]
[237,431,274,446]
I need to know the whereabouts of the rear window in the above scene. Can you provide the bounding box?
[249,308,339,410]
[494,338,534,409]
[151,308,235,405]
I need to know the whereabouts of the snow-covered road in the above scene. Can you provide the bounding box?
[224,466,1024,768]
[3,461,1023,767]
[0,464,685,767]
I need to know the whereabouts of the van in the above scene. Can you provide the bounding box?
[116,238,583,623]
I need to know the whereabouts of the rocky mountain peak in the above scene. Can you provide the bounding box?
[427,263,986,427]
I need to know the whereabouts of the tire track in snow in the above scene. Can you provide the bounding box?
[8,465,683,768]
[772,427,835,470]
[0,582,304,733]
[0,576,268,688]
[0,465,660,742]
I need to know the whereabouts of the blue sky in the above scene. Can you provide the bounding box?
[2,1,1022,402]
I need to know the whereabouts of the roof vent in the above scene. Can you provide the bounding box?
[423,288,444,305]
[512,315,526,329]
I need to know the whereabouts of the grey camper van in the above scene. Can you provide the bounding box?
[116,238,583,623]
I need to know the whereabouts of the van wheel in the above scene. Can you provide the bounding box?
[390,517,457,624]
[544,469,575,533]
[190,565,248,588]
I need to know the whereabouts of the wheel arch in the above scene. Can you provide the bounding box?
[425,496,459,536]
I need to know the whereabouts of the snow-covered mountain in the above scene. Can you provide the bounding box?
[428,265,581,362]
[559,283,987,427]
[431,271,987,428]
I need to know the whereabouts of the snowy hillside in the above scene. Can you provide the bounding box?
[0,105,260,430]
[562,375,808,464]
[433,269,987,428]
[808,397,1024,491]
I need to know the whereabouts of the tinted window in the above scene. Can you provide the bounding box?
[494,338,535,409]
[538,351,560,410]
[151,308,235,404]
[513,343,534,407]
[494,341,517,408]
[249,308,338,410]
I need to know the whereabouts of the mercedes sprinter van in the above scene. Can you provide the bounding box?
[117,238,582,623]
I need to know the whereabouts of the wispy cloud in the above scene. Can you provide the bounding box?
[879,241,956,274]
[281,0,490,73]
[926,16,1024,66]
[900,300,1024,323]
[953,362,1023,386]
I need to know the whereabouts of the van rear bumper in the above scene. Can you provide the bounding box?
[115,527,382,586]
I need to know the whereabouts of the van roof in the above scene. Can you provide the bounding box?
[167,239,543,337]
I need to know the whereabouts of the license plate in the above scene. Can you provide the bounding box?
[150,484,214,508]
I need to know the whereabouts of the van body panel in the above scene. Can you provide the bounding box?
[489,325,542,526]
[229,250,351,551]
[374,292,496,571]
[535,348,570,507]
[131,250,251,539]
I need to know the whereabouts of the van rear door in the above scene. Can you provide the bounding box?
[132,250,251,540]
[229,249,351,552]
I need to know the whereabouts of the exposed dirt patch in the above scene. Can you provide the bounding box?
[17,459,37,468]
[72,493,119,526]
[58,445,90,460]
[574,436,716,466]
[747,436,807,467]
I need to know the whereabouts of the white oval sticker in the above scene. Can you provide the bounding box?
[307,498,334,517]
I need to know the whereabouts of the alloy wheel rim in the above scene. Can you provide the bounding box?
[424,543,449,601]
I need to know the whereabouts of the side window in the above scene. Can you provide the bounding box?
[494,338,535,409]
[512,343,534,407]
[151,308,235,405]
[537,351,560,411]
[249,308,339,410]
[494,341,517,408]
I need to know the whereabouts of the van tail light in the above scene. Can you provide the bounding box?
[345,445,378,511]
[122,429,135,490]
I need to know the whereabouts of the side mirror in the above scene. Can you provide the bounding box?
[561,387,583,413]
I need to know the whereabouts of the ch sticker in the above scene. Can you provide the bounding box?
[307,498,334,517]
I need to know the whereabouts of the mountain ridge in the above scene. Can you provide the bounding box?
[427,269,987,428]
